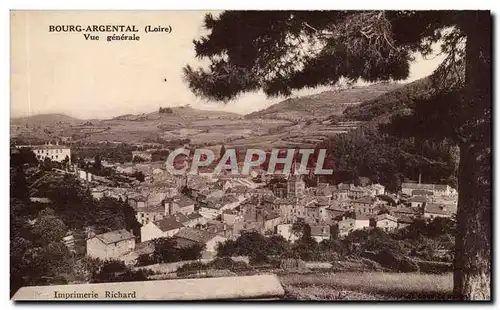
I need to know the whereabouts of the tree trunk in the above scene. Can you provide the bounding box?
[453,11,492,300]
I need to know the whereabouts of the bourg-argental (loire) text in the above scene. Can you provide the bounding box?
[49,25,139,33]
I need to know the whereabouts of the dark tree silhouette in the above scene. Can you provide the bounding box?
[184,11,491,299]
[93,154,102,171]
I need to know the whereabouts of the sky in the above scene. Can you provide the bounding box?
[10,11,446,120]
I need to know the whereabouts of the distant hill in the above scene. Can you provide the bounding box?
[10,114,82,126]
[340,77,433,123]
[9,80,431,149]
[113,106,240,121]
[245,83,404,122]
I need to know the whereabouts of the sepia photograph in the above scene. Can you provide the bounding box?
[9,9,492,301]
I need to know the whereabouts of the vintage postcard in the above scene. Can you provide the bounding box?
[10,10,492,301]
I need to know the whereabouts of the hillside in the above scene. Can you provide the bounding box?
[10,81,425,149]
[10,113,81,126]
[245,83,404,122]
[340,77,433,123]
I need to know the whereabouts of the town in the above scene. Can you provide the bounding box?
[11,140,458,269]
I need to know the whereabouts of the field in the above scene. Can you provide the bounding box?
[11,83,404,148]
[280,272,455,300]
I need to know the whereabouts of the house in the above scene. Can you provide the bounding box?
[277,224,300,243]
[199,200,224,219]
[275,198,297,224]
[140,216,184,242]
[132,151,152,162]
[198,195,241,219]
[219,195,241,211]
[305,203,322,224]
[310,225,331,243]
[396,216,414,229]
[338,214,370,237]
[271,184,287,199]
[389,205,420,218]
[31,142,71,163]
[119,240,156,265]
[316,184,334,200]
[351,196,378,215]
[175,212,208,228]
[423,203,452,219]
[262,211,281,233]
[331,188,349,200]
[371,184,386,196]
[222,210,244,226]
[135,204,165,226]
[205,220,234,238]
[304,201,330,225]
[348,186,366,199]
[165,196,196,215]
[377,194,398,206]
[173,227,227,253]
[411,189,434,197]
[401,182,455,197]
[86,229,135,260]
[128,195,147,209]
[325,206,349,222]
[374,214,399,232]
[409,196,429,208]
[78,170,93,183]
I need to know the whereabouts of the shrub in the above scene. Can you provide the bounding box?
[136,254,157,267]
[176,261,207,274]
[416,260,453,274]
[209,257,235,269]
[209,257,250,271]
[249,251,269,265]
[91,260,148,283]
[362,250,419,272]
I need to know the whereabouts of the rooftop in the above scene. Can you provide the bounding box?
[375,213,398,222]
[410,196,429,203]
[176,196,196,208]
[94,229,135,245]
[31,144,70,150]
[354,196,376,205]
[412,189,434,196]
[175,227,219,244]
[425,203,451,215]
[354,214,370,221]
[153,217,184,232]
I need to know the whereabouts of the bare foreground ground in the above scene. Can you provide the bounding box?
[279,272,454,300]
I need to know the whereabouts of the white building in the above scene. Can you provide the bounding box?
[174,227,227,253]
[423,203,453,220]
[140,217,184,242]
[401,182,455,197]
[86,229,135,260]
[277,224,300,243]
[31,142,71,163]
[338,214,370,237]
[374,213,399,232]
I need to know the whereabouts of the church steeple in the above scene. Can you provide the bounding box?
[287,173,305,199]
